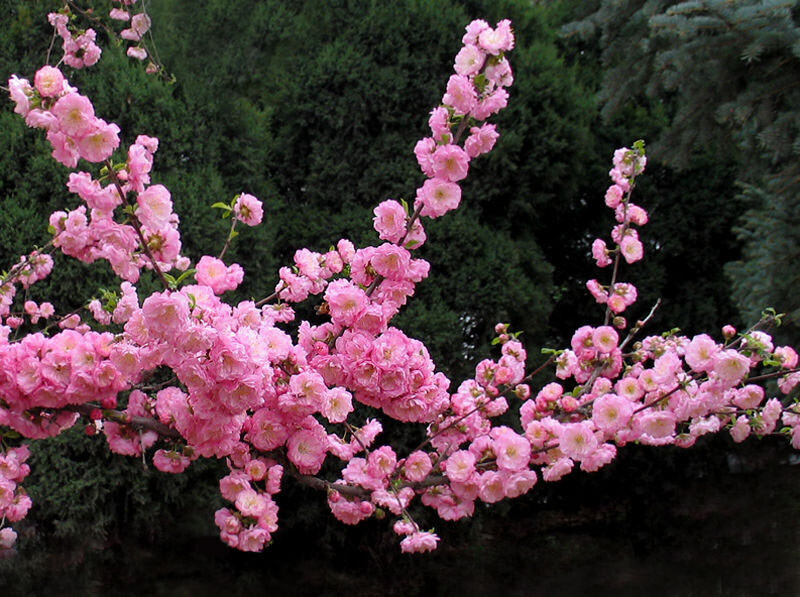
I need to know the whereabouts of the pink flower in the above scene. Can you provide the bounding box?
[415,178,461,218]
[34,66,65,97]
[477,20,514,55]
[52,93,96,137]
[431,144,470,182]
[153,449,191,473]
[492,427,531,471]
[195,256,244,294]
[0,528,17,550]
[454,44,485,76]
[442,74,476,115]
[558,421,598,461]
[325,279,368,327]
[471,88,508,120]
[373,200,407,243]
[8,75,33,117]
[400,531,439,554]
[127,46,148,61]
[712,349,751,386]
[464,123,499,158]
[592,393,633,433]
[137,184,173,231]
[620,236,643,264]
[605,185,624,208]
[321,387,353,423]
[234,193,263,226]
[445,450,476,483]
[403,451,433,482]
[428,108,450,140]
[286,427,328,475]
[110,8,130,21]
[414,139,436,179]
[77,120,121,163]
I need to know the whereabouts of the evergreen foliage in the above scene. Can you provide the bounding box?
[563,0,800,340]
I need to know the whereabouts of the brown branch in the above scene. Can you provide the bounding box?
[64,403,181,439]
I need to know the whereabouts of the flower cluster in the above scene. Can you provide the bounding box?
[587,144,648,315]
[0,445,32,553]
[47,12,102,69]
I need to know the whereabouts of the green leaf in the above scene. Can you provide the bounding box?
[211,202,232,211]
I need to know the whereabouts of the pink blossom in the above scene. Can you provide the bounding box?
[195,256,244,294]
[592,393,633,433]
[0,528,17,550]
[34,66,65,98]
[442,74,477,115]
[286,427,328,474]
[619,236,643,263]
[400,531,439,553]
[558,421,598,461]
[428,108,450,140]
[445,450,476,482]
[8,75,33,117]
[127,46,148,61]
[373,200,407,243]
[77,120,121,163]
[234,193,263,226]
[454,44,485,76]
[52,93,96,137]
[414,137,436,176]
[110,8,130,20]
[431,144,470,182]
[464,123,499,158]
[403,451,432,482]
[137,184,173,230]
[415,178,461,218]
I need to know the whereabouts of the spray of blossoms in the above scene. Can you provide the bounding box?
[1,10,798,558]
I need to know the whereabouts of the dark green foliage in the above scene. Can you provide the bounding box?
[564,0,800,339]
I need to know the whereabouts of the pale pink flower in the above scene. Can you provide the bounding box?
[592,326,619,353]
[286,427,328,474]
[492,428,531,471]
[52,93,96,137]
[415,178,461,218]
[373,200,407,243]
[403,451,432,482]
[442,74,476,115]
[127,46,147,61]
[137,184,173,230]
[592,393,633,433]
[34,66,65,97]
[445,450,476,483]
[400,531,439,553]
[712,349,751,386]
[464,123,499,158]
[558,421,598,460]
[0,528,17,550]
[685,334,719,372]
[110,8,130,20]
[234,193,263,226]
[454,44,485,76]
[431,144,470,182]
[195,256,243,294]
[8,75,33,117]
[414,137,436,176]
[620,236,643,263]
[77,120,121,163]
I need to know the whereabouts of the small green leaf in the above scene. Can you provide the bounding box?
[174,268,197,286]
[211,202,232,211]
